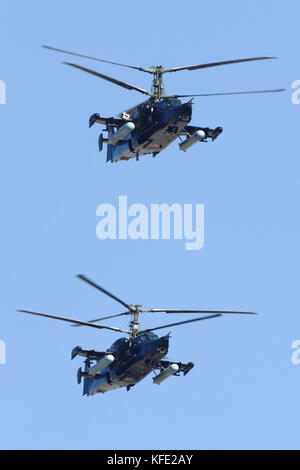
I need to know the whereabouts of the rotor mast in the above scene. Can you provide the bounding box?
[151,66,165,101]
[128,306,142,338]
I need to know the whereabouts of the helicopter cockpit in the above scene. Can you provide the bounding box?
[133,332,159,343]
[109,337,129,354]
[156,98,181,109]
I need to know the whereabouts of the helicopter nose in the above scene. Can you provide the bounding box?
[157,335,169,353]
[180,103,192,121]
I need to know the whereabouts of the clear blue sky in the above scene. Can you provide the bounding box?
[0,0,299,450]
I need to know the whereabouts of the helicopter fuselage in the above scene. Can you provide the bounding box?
[81,333,170,395]
[90,97,223,162]
[106,99,192,162]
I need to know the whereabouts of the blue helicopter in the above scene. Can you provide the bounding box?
[18,275,257,395]
[43,45,284,163]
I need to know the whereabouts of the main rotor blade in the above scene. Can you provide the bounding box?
[63,62,153,97]
[140,313,222,333]
[164,56,277,73]
[76,274,131,310]
[143,309,257,314]
[42,45,153,73]
[17,309,130,334]
[71,311,129,327]
[171,89,285,98]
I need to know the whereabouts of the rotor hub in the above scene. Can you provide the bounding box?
[128,305,143,337]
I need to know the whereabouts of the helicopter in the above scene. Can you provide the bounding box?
[43,45,284,163]
[18,274,257,395]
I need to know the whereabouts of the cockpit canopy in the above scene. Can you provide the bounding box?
[109,337,129,353]
[155,98,182,109]
[132,332,159,344]
[109,332,158,351]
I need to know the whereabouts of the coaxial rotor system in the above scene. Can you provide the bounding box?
[18,274,257,338]
[42,45,285,102]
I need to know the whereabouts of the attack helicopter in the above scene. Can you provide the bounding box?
[43,45,284,163]
[18,274,257,395]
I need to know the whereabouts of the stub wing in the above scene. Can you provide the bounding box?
[181,125,223,141]
[71,345,107,361]
[156,360,194,376]
[89,113,126,128]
